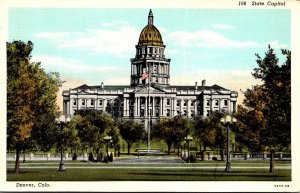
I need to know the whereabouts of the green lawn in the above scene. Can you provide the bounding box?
[7,160,291,181]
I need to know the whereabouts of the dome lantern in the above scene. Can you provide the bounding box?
[148,9,153,25]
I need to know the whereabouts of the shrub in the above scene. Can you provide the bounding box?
[108,152,114,162]
[189,153,197,163]
[212,157,218,161]
[72,153,77,161]
[88,153,94,161]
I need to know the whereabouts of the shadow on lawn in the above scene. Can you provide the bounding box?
[127,170,289,181]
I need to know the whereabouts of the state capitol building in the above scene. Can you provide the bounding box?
[62,10,238,126]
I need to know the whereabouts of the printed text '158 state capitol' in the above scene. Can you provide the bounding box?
[62,10,238,126]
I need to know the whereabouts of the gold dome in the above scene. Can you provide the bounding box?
[138,10,163,46]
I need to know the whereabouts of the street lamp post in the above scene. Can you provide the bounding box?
[103,135,112,157]
[55,114,70,172]
[184,135,193,162]
[220,114,237,172]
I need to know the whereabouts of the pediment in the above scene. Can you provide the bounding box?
[134,86,165,94]
[77,89,90,94]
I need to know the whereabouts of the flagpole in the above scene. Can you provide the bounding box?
[147,62,151,154]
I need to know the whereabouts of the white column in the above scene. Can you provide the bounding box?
[145,96,148,116]
[180,99,183,115]
[203,99,206,117]
[172,97,175,116]
[187,99,190,117]
[160,97,164,117]
[152,97,155,116]
[194,100,197,116]
[103,99,107,111]
[135,97,139,117]
[124,98,128,116]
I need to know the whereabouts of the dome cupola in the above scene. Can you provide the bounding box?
[138,9,163,46]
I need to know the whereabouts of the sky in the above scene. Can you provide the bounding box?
[8,8,290,109]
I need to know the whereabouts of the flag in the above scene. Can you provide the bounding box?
[141,73,148,80]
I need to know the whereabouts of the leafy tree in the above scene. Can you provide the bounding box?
[118,120,145,155]
[104,123,120,155]
[66,116,81,155]
[237,46,291,172]
[193,113,226,160]
[193,116,214,151]
[7,41,60,173]
[74,110,115,160]
[152,116,190,155]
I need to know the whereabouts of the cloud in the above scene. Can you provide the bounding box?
[101,20,129,27]
[34,32,70,39]
[168,29,260,48]
[32,55,123,73]
[266,41,289,49]
[34,22,140,58]
[170,69,262,105]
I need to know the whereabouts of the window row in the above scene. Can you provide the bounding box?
[72,99,121,107]
[205,99,228,106]
[137,47,164,55]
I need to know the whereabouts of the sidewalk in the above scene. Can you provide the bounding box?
[113,156,185,164]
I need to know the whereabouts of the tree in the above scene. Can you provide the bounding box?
[237,46,291,172]
[30,72,62,153]
[193,113,226,160]
[65,116,81,156]
[152,116,190,155]
[74,110,116,160]
[118,120,145,155]
[7,41,60,173]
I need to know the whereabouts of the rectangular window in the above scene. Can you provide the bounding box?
[91,99,94,106]
[82,99,85,106]
[207,100,210,106]
[184,110,187,116]
[99,99,103,106]
[107,100,110,106]
[155,98,160,105]
[224,100,228,106]
[184,100,187,106]
[73,99,77,106]
[191,101,194,107]
[191,111,194,117]
[177,100,180,106]
[166,109,170,117]
[141,97,145,105]
[215,100,219,106]
[140,109,145,117]
[167,99,170,105]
